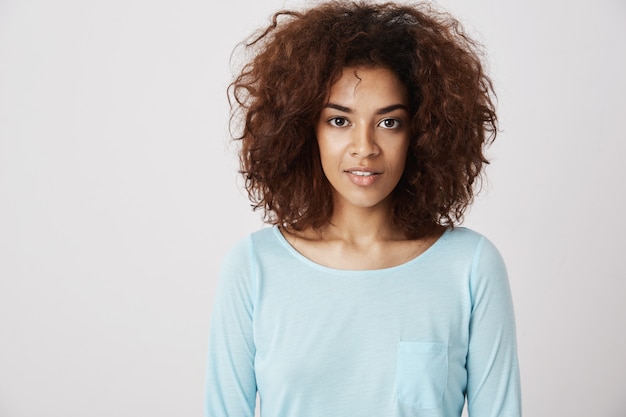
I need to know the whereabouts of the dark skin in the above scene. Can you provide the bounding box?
[281,66,443,270]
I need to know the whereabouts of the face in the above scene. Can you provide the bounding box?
[316,66,410,212]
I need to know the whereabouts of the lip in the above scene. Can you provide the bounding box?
[344,167,382,186]
[344,167,382,175]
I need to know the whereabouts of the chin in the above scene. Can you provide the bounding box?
[338,193,393,211]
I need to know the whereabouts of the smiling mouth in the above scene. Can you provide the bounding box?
[346,170,380,176]
[350,170,374,176]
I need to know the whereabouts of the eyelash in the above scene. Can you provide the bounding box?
[327,117,402,129]
[328,117,349,128]
[379,119,401,129]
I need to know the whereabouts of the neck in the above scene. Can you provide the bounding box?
[322,198,404,244]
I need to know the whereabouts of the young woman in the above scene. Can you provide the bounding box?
[205,2,521,416]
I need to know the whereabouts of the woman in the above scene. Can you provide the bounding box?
[206,2,521,416]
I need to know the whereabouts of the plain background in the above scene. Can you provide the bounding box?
[1,0,625,416]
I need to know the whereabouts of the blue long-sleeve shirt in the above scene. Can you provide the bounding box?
[205,226,521,417]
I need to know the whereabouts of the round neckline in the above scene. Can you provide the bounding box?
[272,225,451,276]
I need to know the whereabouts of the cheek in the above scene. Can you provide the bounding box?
[389,141,410,169]
[316,139,334,176]
[317,136,343,164]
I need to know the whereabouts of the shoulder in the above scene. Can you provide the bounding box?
[445,228,511,303]
[453,227,506,276]
[436,226,498,258]
[221,226,283,268]
[216,228,279,297]
[441,226,486,243]
[437,226,507,279]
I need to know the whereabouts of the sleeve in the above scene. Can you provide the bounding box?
[204,236,257,417]
[466,237,522,417]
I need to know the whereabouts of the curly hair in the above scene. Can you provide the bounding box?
[230,0,497,238]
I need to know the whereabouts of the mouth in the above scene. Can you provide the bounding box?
[347,170,377,177]
[344,168,382,176]
[344,168,382,186]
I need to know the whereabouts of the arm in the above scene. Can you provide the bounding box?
[466,237,522,417]
[205,237,257,417]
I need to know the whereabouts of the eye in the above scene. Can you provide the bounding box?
[328,117,350,128]
[378,118,401,129]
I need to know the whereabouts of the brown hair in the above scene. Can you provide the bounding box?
[230,1,497,238]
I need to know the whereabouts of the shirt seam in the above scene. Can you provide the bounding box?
[469,235,486,312]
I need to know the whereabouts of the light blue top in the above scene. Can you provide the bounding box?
[205,226,521,417]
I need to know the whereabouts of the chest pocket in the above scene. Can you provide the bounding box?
[396,342,449,409]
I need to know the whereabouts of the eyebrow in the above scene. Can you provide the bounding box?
[324,103,409,114]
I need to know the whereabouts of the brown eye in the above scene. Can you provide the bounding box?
[329,117,349,127]
[378,118,401,129]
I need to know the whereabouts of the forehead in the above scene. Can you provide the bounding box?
[327,66,408,105]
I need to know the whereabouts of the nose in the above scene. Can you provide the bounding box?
[350,125,380,158]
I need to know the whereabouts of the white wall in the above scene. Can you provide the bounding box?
[1,0,624,416]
